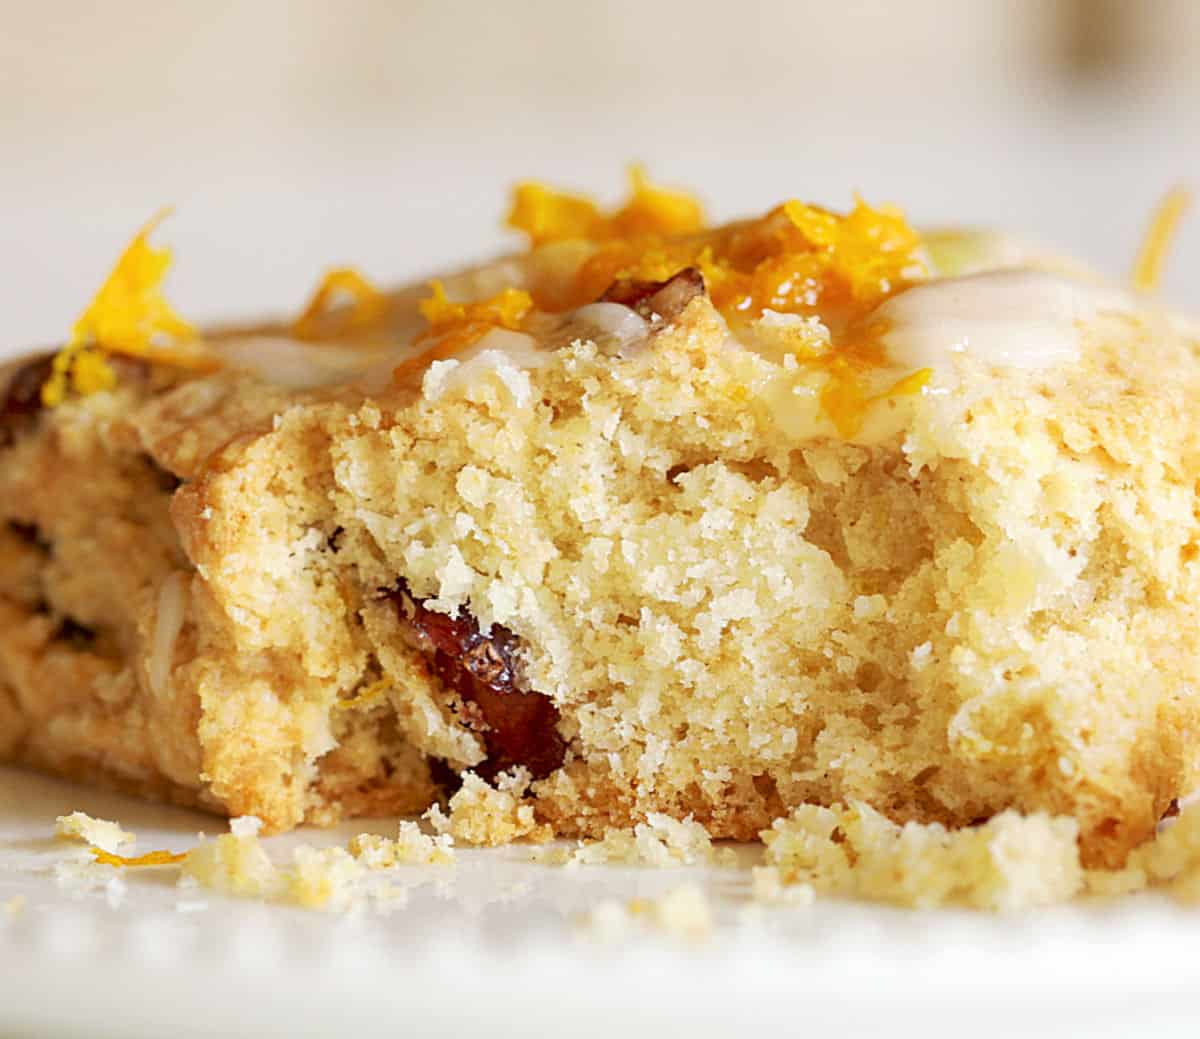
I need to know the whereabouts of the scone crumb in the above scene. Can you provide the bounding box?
[529,843,574,867]
[581,884,714,942]
[1086,801,1200,902]
[229,815,263,839]
[55,811,135,854]
[180,816,283,899]
[54,855,117,896]
[349,821,456,867]
[629,883,713,941]
[751,866,816,906]
[426,770,552,846]
[285,846,366,911]
[761,802,1083,910]
[579,898,632,942]
[712,846,741,869]
[179,817,451,911]
[571,813,715,866]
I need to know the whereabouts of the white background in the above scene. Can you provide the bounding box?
[0,0,1196,351]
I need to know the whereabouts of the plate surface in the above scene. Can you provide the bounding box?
[1,765,1199,1039]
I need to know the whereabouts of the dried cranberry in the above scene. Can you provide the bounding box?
[0,354,54,448]
[0,354,159,450]
[53,616,97,649]
[6,520,50,551]
[600,267,706,323]
[141,453,183,493]
[427,757,464,798]
[387,579,565,781]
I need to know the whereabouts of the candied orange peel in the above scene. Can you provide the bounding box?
[43,210,213,407]
[90,847,188,867]
[292,266,390,340]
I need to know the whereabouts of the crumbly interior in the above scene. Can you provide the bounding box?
[3,264,1200,874]
[333,299,1200,868]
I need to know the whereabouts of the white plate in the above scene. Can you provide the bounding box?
[1,765,1199,1038]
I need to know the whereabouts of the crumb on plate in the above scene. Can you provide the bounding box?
[426,770,552,846]
[628,883,714,941]
[55,811,135,854]
[758,801,1083,910]
[348,821,456,867]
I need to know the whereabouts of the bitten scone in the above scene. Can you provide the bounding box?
[2,174,1197,868]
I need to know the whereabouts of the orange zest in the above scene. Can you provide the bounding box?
[43,210,212,407]
[394,281,533,384]
[411,169,930,432]
[1132,185,1192,293]
[90,847,188,867]
[292,266,390,340]
[335,677,390,711]
[507,164,705,248]
[563,195,926,323]
[505,173,929,433]
[821,360,932,438]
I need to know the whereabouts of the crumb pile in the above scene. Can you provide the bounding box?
[42,798,1200,919]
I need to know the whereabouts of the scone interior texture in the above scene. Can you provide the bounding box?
[1,176,1197,869]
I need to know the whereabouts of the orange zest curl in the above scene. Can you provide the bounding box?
[507,164,705,247]
[507,182,604,247]
[1132,185,1192,294]
[394,282,533,384]
[569,196,926,323]
[43,210,211,407]
[292,267,389,340]
[91,847,188,868]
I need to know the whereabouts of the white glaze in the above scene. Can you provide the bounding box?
[876,270,1129,372]
[572,302,651,352]
[217,335,391,388]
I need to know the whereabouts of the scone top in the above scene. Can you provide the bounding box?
[28,173,1190,442]
[432,168,934,437]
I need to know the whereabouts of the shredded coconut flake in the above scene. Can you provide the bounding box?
[149,571,188,698]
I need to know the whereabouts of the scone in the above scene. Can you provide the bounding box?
[2,174,1197,868]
